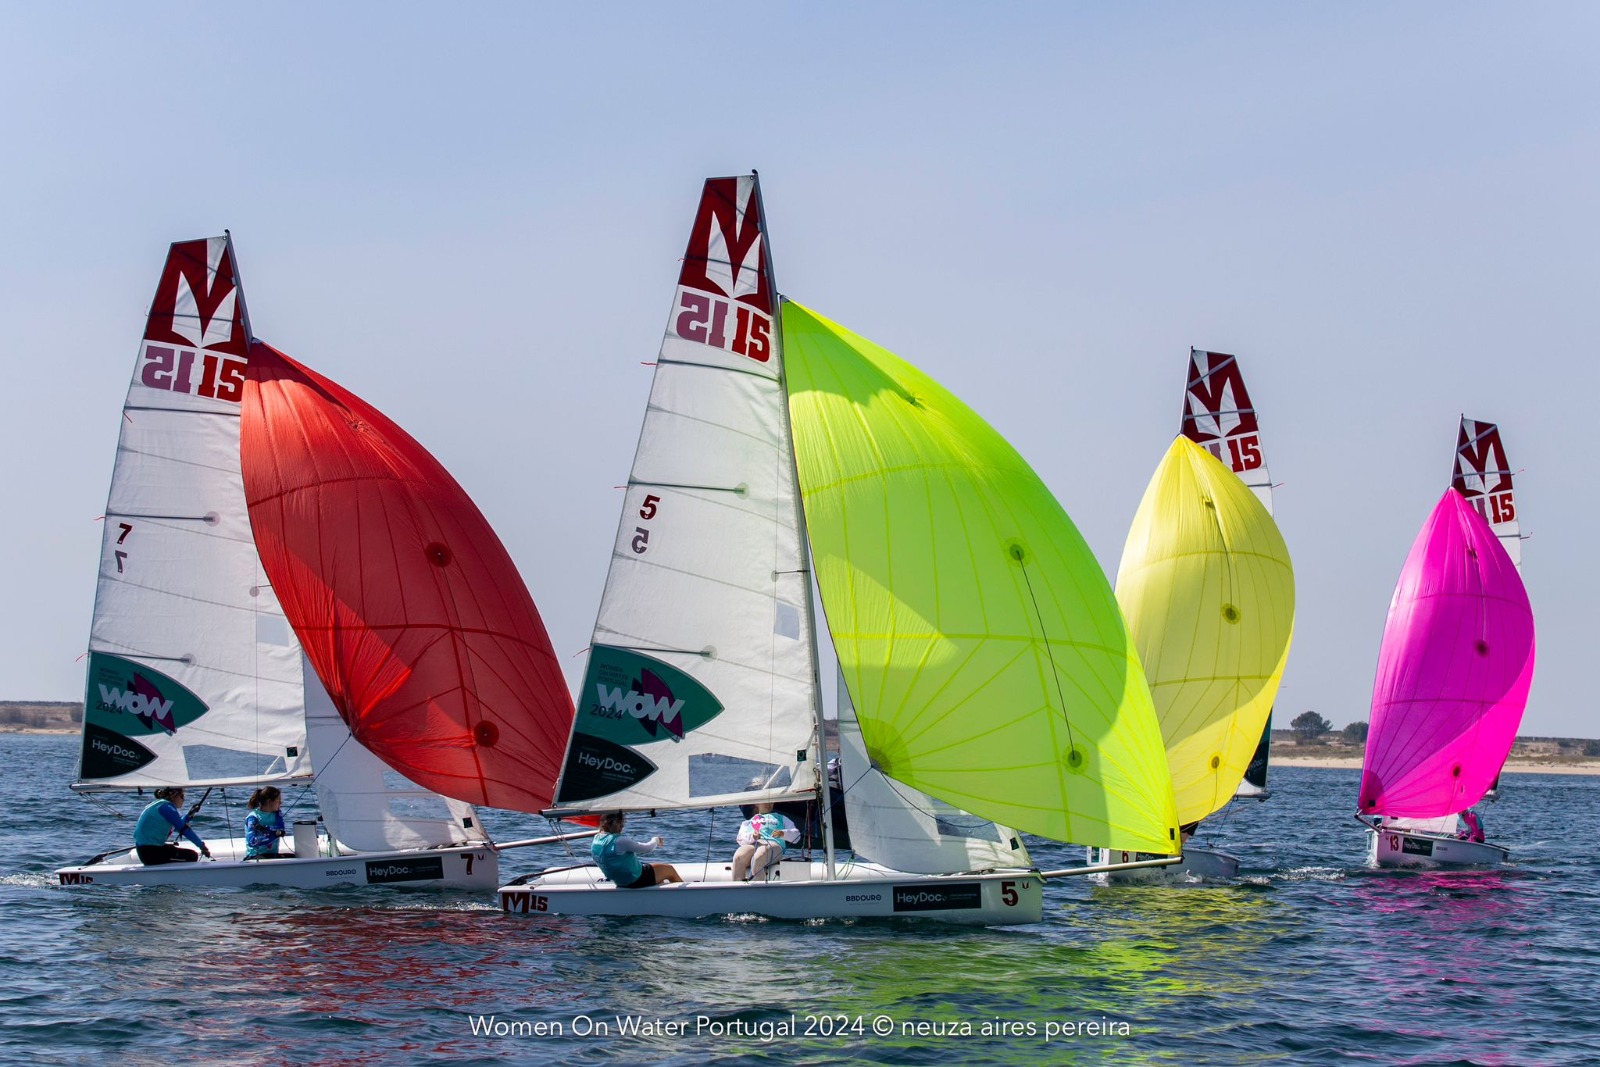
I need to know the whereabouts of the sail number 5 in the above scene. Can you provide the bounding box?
[1001,880,1018,907]
[632,494,661,554]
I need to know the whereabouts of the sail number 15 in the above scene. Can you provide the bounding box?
[675,291,772,363]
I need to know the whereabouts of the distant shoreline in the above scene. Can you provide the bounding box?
[1275,755,1600,776]
[0,726,77,736]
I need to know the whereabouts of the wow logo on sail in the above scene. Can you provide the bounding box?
[84,653,209,738]
[576,646,724,746]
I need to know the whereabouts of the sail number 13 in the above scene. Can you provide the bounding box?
[632,494,661,554]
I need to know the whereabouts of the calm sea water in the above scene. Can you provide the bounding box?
[2,733,1596,1066]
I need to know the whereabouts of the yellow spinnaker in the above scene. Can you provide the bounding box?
[1116,437,1295,825]
[784,301,1179,853]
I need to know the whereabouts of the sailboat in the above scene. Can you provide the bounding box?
[499,175,1179,925]
[1357,421,1535,868]
[58,237,567,889]
[1090,351,1295,882]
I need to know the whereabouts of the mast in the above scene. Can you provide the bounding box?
[757,173,836,879]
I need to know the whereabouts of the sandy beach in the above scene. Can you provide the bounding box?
[1275,754,1600,776]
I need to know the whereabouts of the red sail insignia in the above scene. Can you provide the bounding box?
[145,237,250,357]
[1181,349,1263,475]
[677,176,772,315]
[1453,418,1513,498]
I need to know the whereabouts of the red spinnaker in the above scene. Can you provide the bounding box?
[241,342,573,812]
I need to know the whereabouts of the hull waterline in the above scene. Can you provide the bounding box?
[57,837,497,890]
[1086,846,1240,884]
[1365,826,1509,869]
[500,858,1042,926]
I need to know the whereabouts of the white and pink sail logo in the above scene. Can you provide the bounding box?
[137,237,250,403]
[671,176,773,363]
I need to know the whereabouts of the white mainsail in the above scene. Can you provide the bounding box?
[76,236,309,791]
[550,175,820,814]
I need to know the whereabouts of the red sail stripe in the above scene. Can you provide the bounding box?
[241,342,573,812]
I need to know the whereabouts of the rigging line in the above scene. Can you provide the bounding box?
[703,806,716,877]
[1014,556,1078,755]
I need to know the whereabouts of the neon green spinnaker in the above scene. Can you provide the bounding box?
[1116,436,1295,825]
[782,301,1178,853]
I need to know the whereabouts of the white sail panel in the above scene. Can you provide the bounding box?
[1452,417,1522,570]
[836,671,1030,875]
[551,176,819,813]
[304,662,486,852]
[1181,349,1273,514]
[76,237,309,791]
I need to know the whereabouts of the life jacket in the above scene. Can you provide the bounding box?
[591,832,644,885]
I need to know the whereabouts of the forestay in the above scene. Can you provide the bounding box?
[1115,437,1295,826]
[782,301,1178,854]
[1359,490,1535,818]
[241,343,573,813]
[77,236,310,791]
[550,175,821,814]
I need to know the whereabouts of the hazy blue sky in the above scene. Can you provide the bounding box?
[2,4,1595,737]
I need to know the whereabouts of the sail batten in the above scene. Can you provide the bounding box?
[784,301,1178,853]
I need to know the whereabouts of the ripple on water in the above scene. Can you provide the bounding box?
[2,737,1598,1065]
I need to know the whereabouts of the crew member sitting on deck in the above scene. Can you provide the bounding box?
[1458,810,1486,843]
[732,802,800,882]
[591,813,682,888]
[134,787,211,864]
[244,786,289,859]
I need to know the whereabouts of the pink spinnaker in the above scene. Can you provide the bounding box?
[1358,489,1535,818]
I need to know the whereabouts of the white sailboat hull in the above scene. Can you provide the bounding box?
[499,858,1042,925]
[56,836,497,890]
[1366,827,1509,869]
[1085,846,1240,884]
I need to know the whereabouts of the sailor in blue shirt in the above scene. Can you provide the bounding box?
[591,812,682,888]
[134,787,210,864]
